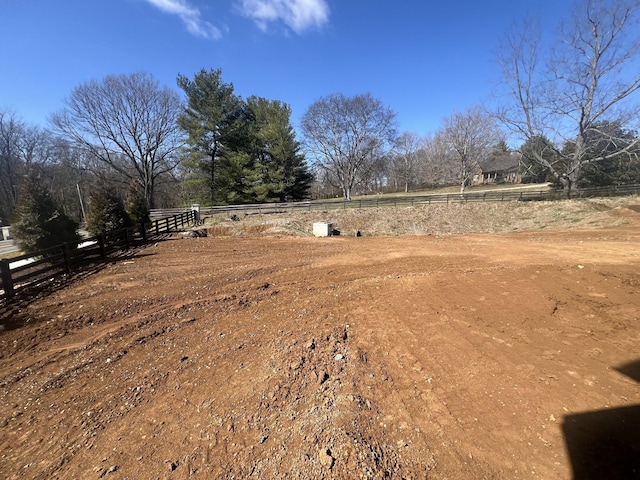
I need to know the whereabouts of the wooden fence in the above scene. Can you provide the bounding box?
[0,210,196,302]
[150,184,640,218]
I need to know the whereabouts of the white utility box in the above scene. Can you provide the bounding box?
[313,222,333,237]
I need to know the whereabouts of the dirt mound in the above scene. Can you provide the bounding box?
[205,196,639,237]
[609,204,640,219]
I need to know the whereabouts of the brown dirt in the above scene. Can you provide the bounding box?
[1,200,640,479]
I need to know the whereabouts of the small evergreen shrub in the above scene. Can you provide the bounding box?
[126,182,150,225]
[86,179,133,236]
[12,173,80,254]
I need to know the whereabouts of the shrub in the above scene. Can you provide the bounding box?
[126,182,150,225]
[12,173,80,253]
[86,179,133,236]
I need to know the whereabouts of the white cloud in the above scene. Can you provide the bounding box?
[238,0,329,34]
[142,0,223,39]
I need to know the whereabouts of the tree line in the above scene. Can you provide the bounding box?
[307,0,640,198]
[1,69,313,250]
[2,0,640,241]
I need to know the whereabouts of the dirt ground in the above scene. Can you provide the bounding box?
[1,201,640,479]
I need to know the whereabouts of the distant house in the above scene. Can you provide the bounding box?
[472,153,522,185]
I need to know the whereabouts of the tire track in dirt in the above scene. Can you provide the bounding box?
[1,224,639,479]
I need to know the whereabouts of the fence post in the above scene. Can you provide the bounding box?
[98,234,106,258]
[0,259,14,299]
[62,243,72,274]
[139,223,147,242]
[173,215,178,230]
[124,228,130,250]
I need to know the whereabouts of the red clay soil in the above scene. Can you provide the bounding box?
[1,208,640,479]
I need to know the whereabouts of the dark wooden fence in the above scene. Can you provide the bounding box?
[150,184,640,218]
[0,210,196,302]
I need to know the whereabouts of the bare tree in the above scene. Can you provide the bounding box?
[0,110,55,224]
[301,93,397,200]
[497,0,640,196]
[419,132,456,187]
[52,72,183,208]
[442,106,503,192]
[391,132,424,192]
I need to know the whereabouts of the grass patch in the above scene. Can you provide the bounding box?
[204,196,639,237]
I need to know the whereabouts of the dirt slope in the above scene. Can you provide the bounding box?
[1,202,639,479]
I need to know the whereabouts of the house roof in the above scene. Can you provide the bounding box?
[479,154,520,173]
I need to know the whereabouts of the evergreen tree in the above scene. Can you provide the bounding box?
[577,122,640,187]
[177,69,311,205]
[520,136,559,184]
[12,171,80,254]
[245,96,312,202]
[86,179,133,236]
[126,181,151,224]
[177,69,244,205]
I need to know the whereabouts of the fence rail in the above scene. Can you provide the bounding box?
[0,210,196,302]
[151,184,640,218]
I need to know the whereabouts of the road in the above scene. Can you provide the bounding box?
[0,239,19,257]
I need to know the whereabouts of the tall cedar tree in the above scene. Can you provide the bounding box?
[12,171,80,253]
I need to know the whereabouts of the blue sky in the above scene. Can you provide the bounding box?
[0,0,569,136]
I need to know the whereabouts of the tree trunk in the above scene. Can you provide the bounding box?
[209,151,216,205]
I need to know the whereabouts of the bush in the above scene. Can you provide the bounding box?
[126,182,150,225]
[86,179,133,236]
[12,173,80,254]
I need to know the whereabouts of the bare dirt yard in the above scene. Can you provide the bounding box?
[1,198,639,479]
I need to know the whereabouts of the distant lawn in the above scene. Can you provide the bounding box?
[0,250,23,260]
[314,182,552,203]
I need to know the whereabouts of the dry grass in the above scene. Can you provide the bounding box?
[202,196,640,237]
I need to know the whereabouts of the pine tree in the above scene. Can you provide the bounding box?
[245,96,311,202]
[177,69,244,205]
